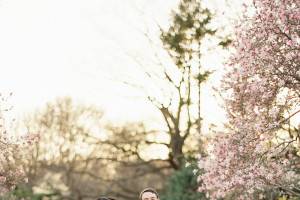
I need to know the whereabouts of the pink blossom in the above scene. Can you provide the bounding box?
[200,0,300,198]
[0,93,38,195]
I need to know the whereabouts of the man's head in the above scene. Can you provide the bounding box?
[139,188,159,200]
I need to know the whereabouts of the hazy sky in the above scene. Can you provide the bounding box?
[0,0,242,131]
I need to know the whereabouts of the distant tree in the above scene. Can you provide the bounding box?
[157,0,216,169]
[23,97,170,200]
[23,97,109,200]
[130,0,227,171]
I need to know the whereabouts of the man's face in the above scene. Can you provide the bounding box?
[141,192,159,200]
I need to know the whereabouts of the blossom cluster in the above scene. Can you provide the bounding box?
[200,0,300,199]
[0,94,38,194]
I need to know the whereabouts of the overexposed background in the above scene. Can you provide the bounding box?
[0,0,242,131]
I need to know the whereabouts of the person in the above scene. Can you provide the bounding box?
[139,188,159,200]
[96,197,115,200]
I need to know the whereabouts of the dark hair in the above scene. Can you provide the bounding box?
[96,197,116,200]
[139,188,159,200]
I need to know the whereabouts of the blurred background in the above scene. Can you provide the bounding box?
[0,0,241,199]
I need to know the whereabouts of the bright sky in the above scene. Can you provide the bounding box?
[0,0,242,132]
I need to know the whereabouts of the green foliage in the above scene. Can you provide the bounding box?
[160,0,215,70]
[218,37,232,48]
[0,185,60,200]
[161,160,207,200]
[195,70,213,83]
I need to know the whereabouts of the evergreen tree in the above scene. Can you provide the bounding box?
[161,159,207,200]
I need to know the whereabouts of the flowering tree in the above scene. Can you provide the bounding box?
[200,0,300,199]
[0,94,38,195]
